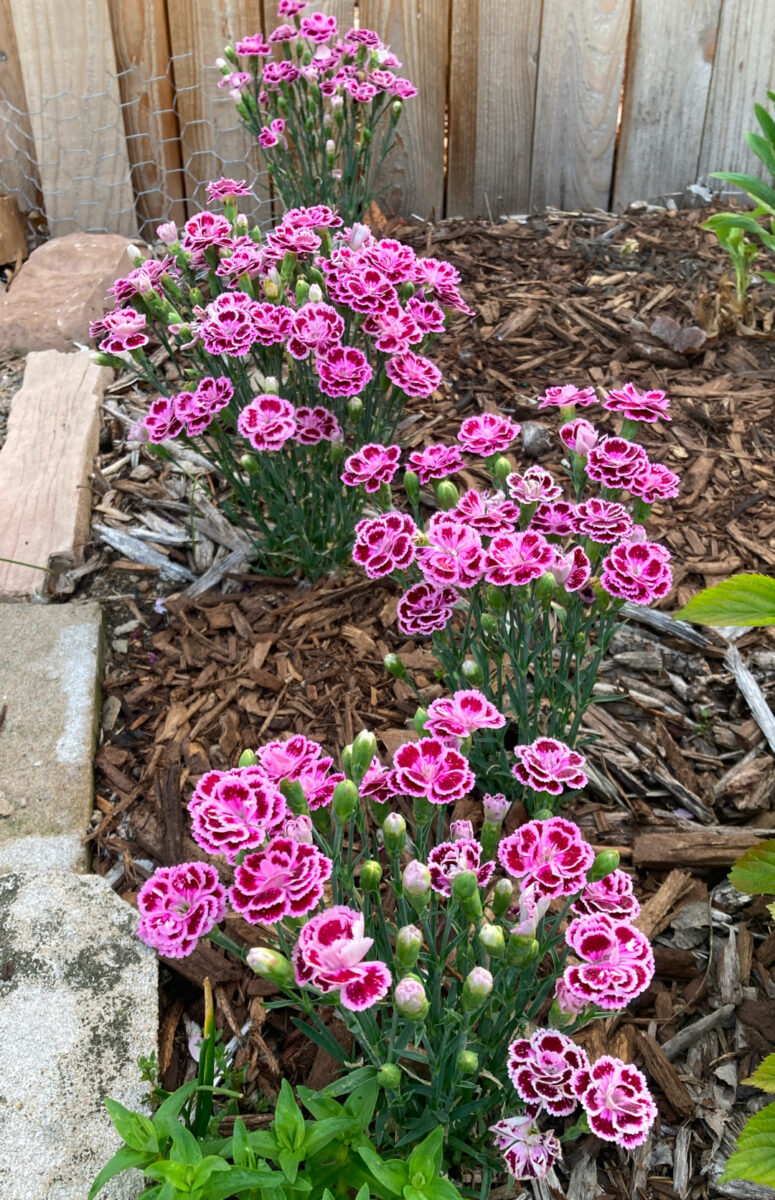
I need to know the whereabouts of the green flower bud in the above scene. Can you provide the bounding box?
[295,278,309,306]
[240,454,261,476]
[486,584,505,614]
[238,748,257,767]
[402,861,431,911]
[452,870,483,921]
[403,469,420,507]
[223,44,238,65]
[436,479,459,511]
[535,572,558,603]
[246,947,293,986]
[92,351,125,368]
[347,395,363,420]
[280,779,309,816]
[492,877,514,917]
[480,613,498,637]
[505,932,540,967]
[360,859,382,892]
[308,283,323,303]
[329,440,345,466]
[478,922,505,957]
[332,779,358,823]
[395,924,423,970]
[548,998,580,1030]
[460,658,483,686]
[391,99,403,121]
[587,849,620,883]
[533,806,555,821]
[382,812,406,855]
[384,653,407,680]
[413,707,429,736]
[461,966,493,1012]
[456,1048,478,1075]
[395,975,429,1021]
[351,729,377,786]
[341,745,353,778]
[377,1063,401,1089]
[492,456,512,487]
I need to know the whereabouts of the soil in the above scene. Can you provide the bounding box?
[80,204,775,1199]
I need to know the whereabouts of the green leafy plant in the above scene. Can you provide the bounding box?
[721,839,775,1186]
[676,573,775,627]
[703,90,775,296]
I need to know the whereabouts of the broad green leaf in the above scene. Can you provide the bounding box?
[205,1165,300,1200]
[303,1116,356,1159]
[703,213,770,238]
[424,1178,465,1200]
[719,1099,775,1186]
[408,1127,444,1182]
[744,1053,775,1091]
[711,172,775,216]
[104,1098,157,1153]
[274,1079,306,1152]
[676,574,775,627]
[746,130,775,176]
[729,840,775,896]
[404,1187,427,1200]
[754,101,775,150]
[278,1148,301,1183]
[357,1144,407,1197]
[88,1146,149,1200]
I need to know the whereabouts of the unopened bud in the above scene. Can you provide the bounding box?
[351,730,377,785]
[308,283,323,303]
[377,1063,401,1089]
[341,745,353,778]
[535,572,558,602]
[480,820,502,861]
[483,793,510,824]
[478,922,505,957]
[382,812,406,855]
[246,947,294,986]
[325,138,336,165]
[395,976,429,1021]
[492,878,514,917]
[456,1048,478,1075]
[460,659,483,687]
[384,653,407,680]
[328,441,345,465]
[533,807,554,821]
[587,849,620,883]
[238,748,257,767]
[92,351,125,368]
[391,99,403,121]
[435,480,459,511]
[413,707,429,736]
[480,613,498,637]
[332,779,358,823]
[461,966,493,1012]
[486,584,505,614]
[280,778,309,816]
[402,861,431,911]
[505,932,540,967]
[403,469,420,507]
[451,870,483,921]
[396,924,423,970]
[360,859,382,892]
[347,396,363,420]
[295,278,309,306]
[492,456,512,487]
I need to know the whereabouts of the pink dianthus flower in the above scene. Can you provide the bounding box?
[206,177,252,202]
[137,862,226,958]
[144,395,183,443]
[457,412,521,456]
[424,689,506,740]
[571,869,641,920]
[490,1116,561,1181]
[549,545,591,592]
[317,345,373,397]
[294,405,341,444]
[498,816,594,897]
[342,443,401,492]
[352,512,417,578]
[396,582,457,636]
[508,1029,589,1116]
[293,905,392,1011]
[200,292,261,357]
[512,737,587,796]
[300,12,337,41]
[417,513,484,589]
[237,394,297,451]
[405,295,446,333]
[627,461,681,504]
[575,498,633,543]
[586,437,649,491]
[385,351,442,398]
[235,33,272,54]
[428,839,494,896]
[393,738,475,805]
[528,501,580,538]
[538,384,596,409]
[229,836,332,923]
[188,765,287,861]
[180,211,232,260]
[250,303,294,347]
[362,238,416,282]
[448,489,519,536]
[359,758,397,808]
[604,383,671,423]
[406,443,463,485]
[572,1056,657,1148]
[483,530,555,587]
[563,914,655,1010]
[507,467,563,505]
[559,417,599,456]
[600,540,672,605]
[92,306,149,354]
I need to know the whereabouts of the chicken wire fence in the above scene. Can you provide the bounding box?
[1,53,273,249]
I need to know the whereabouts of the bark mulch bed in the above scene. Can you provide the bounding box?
[85,205,775,1200]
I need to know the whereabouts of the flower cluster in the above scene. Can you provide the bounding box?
[220,4,417,222]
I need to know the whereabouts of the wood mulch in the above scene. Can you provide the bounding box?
[85,204,775,1199]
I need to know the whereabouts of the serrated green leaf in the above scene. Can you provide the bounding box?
[719,1099,775,1185]
[744,1053,775,1092]
[729,840,775,896]
[676,575,775,627]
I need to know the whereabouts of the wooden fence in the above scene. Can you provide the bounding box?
[1,0,774,240]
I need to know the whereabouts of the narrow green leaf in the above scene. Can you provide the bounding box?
[754,100,775,149]
[711,172,775,216]
[744,1053,775,1092]
[729,840,775,896]
[720,1099,775,1186]
[675,574,775,627]
[88,1147,149,1200]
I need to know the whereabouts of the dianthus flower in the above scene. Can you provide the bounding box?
[586,436,649,490]
[346,79,379,103]
[627,461,681,504]
[512,737,587,795]
[510,882,551,936]
[507,466,563,505]
[417,513,484,589]
[448,489,519,536]
[340,266,397,314]
[490,1117,561,1181]
[229,836,332,923]
[341,443,401,492]
[352,512,417,578]
[538,384,596,409]
[359,757,397,808]
[528,501,580,538]
[428,839,494,896]
[256,734,326,784]
[362,237,416,282]
[424,689,506,740]
[559,417,599,456]
[144,395,183,443]
[200,292,261,357]
[277,0,307,16]
[604,383,671,423]
[600,540,672,605]
[283,815,314,844]
[572,1056,657,1148]
[206,177,252,202]
[263,60,301,89]
[392,738,475,805]
[571,869,641,920]
[405,295,446,332]
[268,23,296,42]
[300,11,337,40]
[316,345,373,397]
[508,1029,589,1116]
[406,443,463,485]
[266,221,321,256]
[385,351,442,398]
[250,303,294,347]
[180,211,232,261]
[575,498,633,543]
[108,258,176,303]
[237,394,297,451]
[235,33,272,54]
[216,241,267,280]
[457,412,521,456]
[396,581,457,636]
[258,126,281,148]
[284,204,342,228]
[563,914,655,1009]
[137,862,226,958]
[218,70,252,91]
[498,816,594,897]
[549,545,591,592]
[362,309,422,354]
[293,906,392,1011]
[483,530,555,587]
[450,819,475,841]
[412,257,472,313]
[174,375,233,436]
[293,405,341,444]
[92,306,149,354]
[188,765,287,860]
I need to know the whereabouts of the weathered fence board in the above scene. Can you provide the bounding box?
[0,0,42,211]
[8,0,135,236]
[360,0,448,220]
[107,0,187,235]
[613,0,722,211]
[447,0,542,219]
[529,0,631,213]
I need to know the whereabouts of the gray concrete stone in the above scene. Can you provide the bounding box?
[0,872,157,1199]
[0,602,102,873]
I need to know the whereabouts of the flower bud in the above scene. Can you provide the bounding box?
[435,479,459,511]
[461,966,493,1012]
[505,932,540,967]
[382,812,406,855]
[377,1063,401,1089]
[125,243,144,265]
[492,456,512,487]
[280,779,310,816]
[451,870,483,921]
[535,572,558,603]
[395,976,429,1021]
[456,1048,478,1075]
[402,861,431,911]
[492,878,514,916]
[413,707,429,736]
[223,44,238,65]
[93,351,125,368]
[483,793,510,824]
[533,807,554,821]
[263,278,279,299]
[328,440,345,466]
[587,849,620,883]
[460,659,483,686]
[384,653,407,680]
[325,138,336,166]
[351,729,377,786]
[395,924,423,971]
[246,947,294,986]
[480,613,498,637]
[238,748,258,767]
[480,821,502,861]
[478,922,505,958]
[214,56,228,70]
[403,469,420,507]
[391,99,403,121]
[332,779,358,823]
[295,278,309,306]
[308,283,323,303]
[341,745,353,778]
[360,859,382,892]
[486,584,505,614]
[450,819,474,842]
